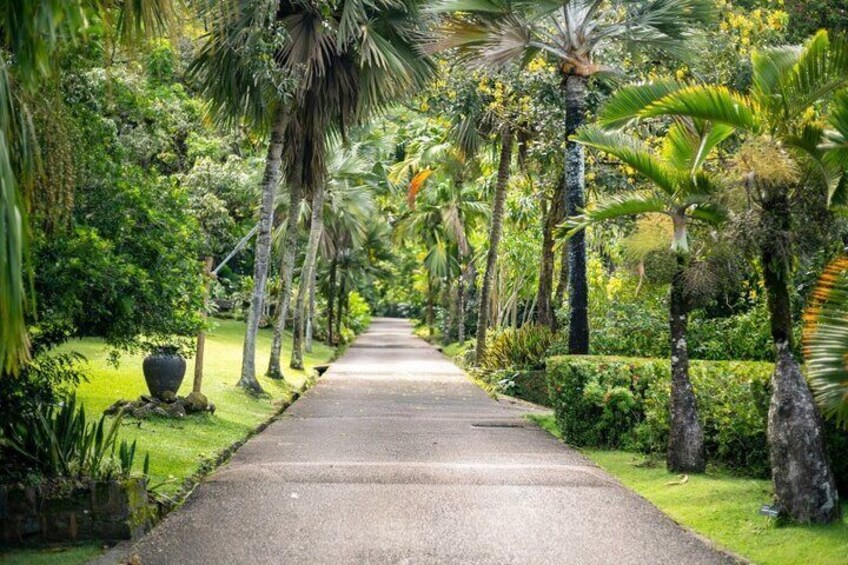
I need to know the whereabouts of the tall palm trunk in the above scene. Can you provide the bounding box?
[290,183,325,370]
[239,105,288,393]
[564,74,589,354]
[457,273,465,344]
[666,248,705,473]
[442,278,452,344]
[475,128,513,363]
[306,265,316,353]
[327,253,337,345]
[760,187,840,524]
[427,277,435,338]
[536,194,558,328]
[193,257,214,394]
[554,244,568,311]
[266,181,302,379]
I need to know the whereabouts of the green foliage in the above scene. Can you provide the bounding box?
[0,394,143,481]
[546,355,848,490]
[344,291,372,336]
[481,324,554,371]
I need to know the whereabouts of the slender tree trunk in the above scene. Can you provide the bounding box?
[666,249,705,473]
[290,183,325,370]
[327,254,337,346]
[442,278,452,344]
[239,105,288,393]
[475,129,513,364]
[536,194,558,327]
[427,277,435,338]
[266,182,302,379]
[193,257,214,395]
[554,243,569,312]
[335,278,344,343]
[564,74,589,354]
[306,265,316,353]
[457,273,466,344]
[760,187,840,524]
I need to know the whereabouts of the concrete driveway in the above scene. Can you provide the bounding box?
[128,318,731,564]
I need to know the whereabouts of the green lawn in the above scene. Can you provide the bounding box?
[60,319,335,494]
[1,319,336,565]
[527,414,848,565]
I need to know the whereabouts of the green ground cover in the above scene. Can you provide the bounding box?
[1,319,335,564]
[528,413,848,565]
[62,319,335,494]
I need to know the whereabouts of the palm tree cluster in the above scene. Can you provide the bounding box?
[5,0,848,532]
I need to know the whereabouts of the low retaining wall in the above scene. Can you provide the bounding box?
[1,478,153,546]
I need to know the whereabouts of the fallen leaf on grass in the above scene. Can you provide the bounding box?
[666,474,689,486]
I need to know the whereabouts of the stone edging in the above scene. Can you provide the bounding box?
[88,368,324,565]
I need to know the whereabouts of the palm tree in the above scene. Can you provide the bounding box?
[0,0,176,374]
[563,121,730,472]
[195,0,434,378]
[432,0,713,351]
[286,0,435,371]
[266,182,304,379]
[596,30,848,523]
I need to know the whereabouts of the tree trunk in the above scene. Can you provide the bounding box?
[475,128,513,364]
[442,278,452,344]
[335,277,344,343]
[306,264,316,353]
[290,183,325,370]
[564,74,589,354]
[554,243,569,312]
[193,257,214,394]
[427,277,435,338]
[239,105,288,393]
[266,182,302,379]
[327,254,337,346]
[457,274,466,345]
[760,188,840,523]
[666,249,705,473]
[536,194,558,328]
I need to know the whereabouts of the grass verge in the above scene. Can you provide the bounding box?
[527,413,848,565]
[1,319,335,565]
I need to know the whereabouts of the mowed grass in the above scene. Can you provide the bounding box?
[1,320,335,565]
[527,414,848,565]
[1,544,103,565]
[58,319,335,494]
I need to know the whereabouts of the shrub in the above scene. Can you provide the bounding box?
[481,324,555,371]
[546,356,847,489]
[0,395,146,482]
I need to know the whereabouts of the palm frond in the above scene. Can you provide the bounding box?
[597,80,686,129]
[640,85,759,132]
[804,255,848,428]
[574,126,678,195]
[557,192,668,241]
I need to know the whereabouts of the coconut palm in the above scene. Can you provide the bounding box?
[194,0,434,381]
[595,30,848,523]
[285,0,435,371]
[562,121,730,472]
[432,0,713,351]
[0,0,177,374]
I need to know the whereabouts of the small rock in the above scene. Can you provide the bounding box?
[132,405,153,419]
[165,402,186,418]
[161,390,177,403]
[184,391,208,412]
[208,403,216,414]
[151,407,169,418]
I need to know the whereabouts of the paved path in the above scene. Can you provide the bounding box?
[130,318,731,564]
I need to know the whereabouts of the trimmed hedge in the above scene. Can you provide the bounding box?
[546,355,848,492]
[486,369,552,408]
